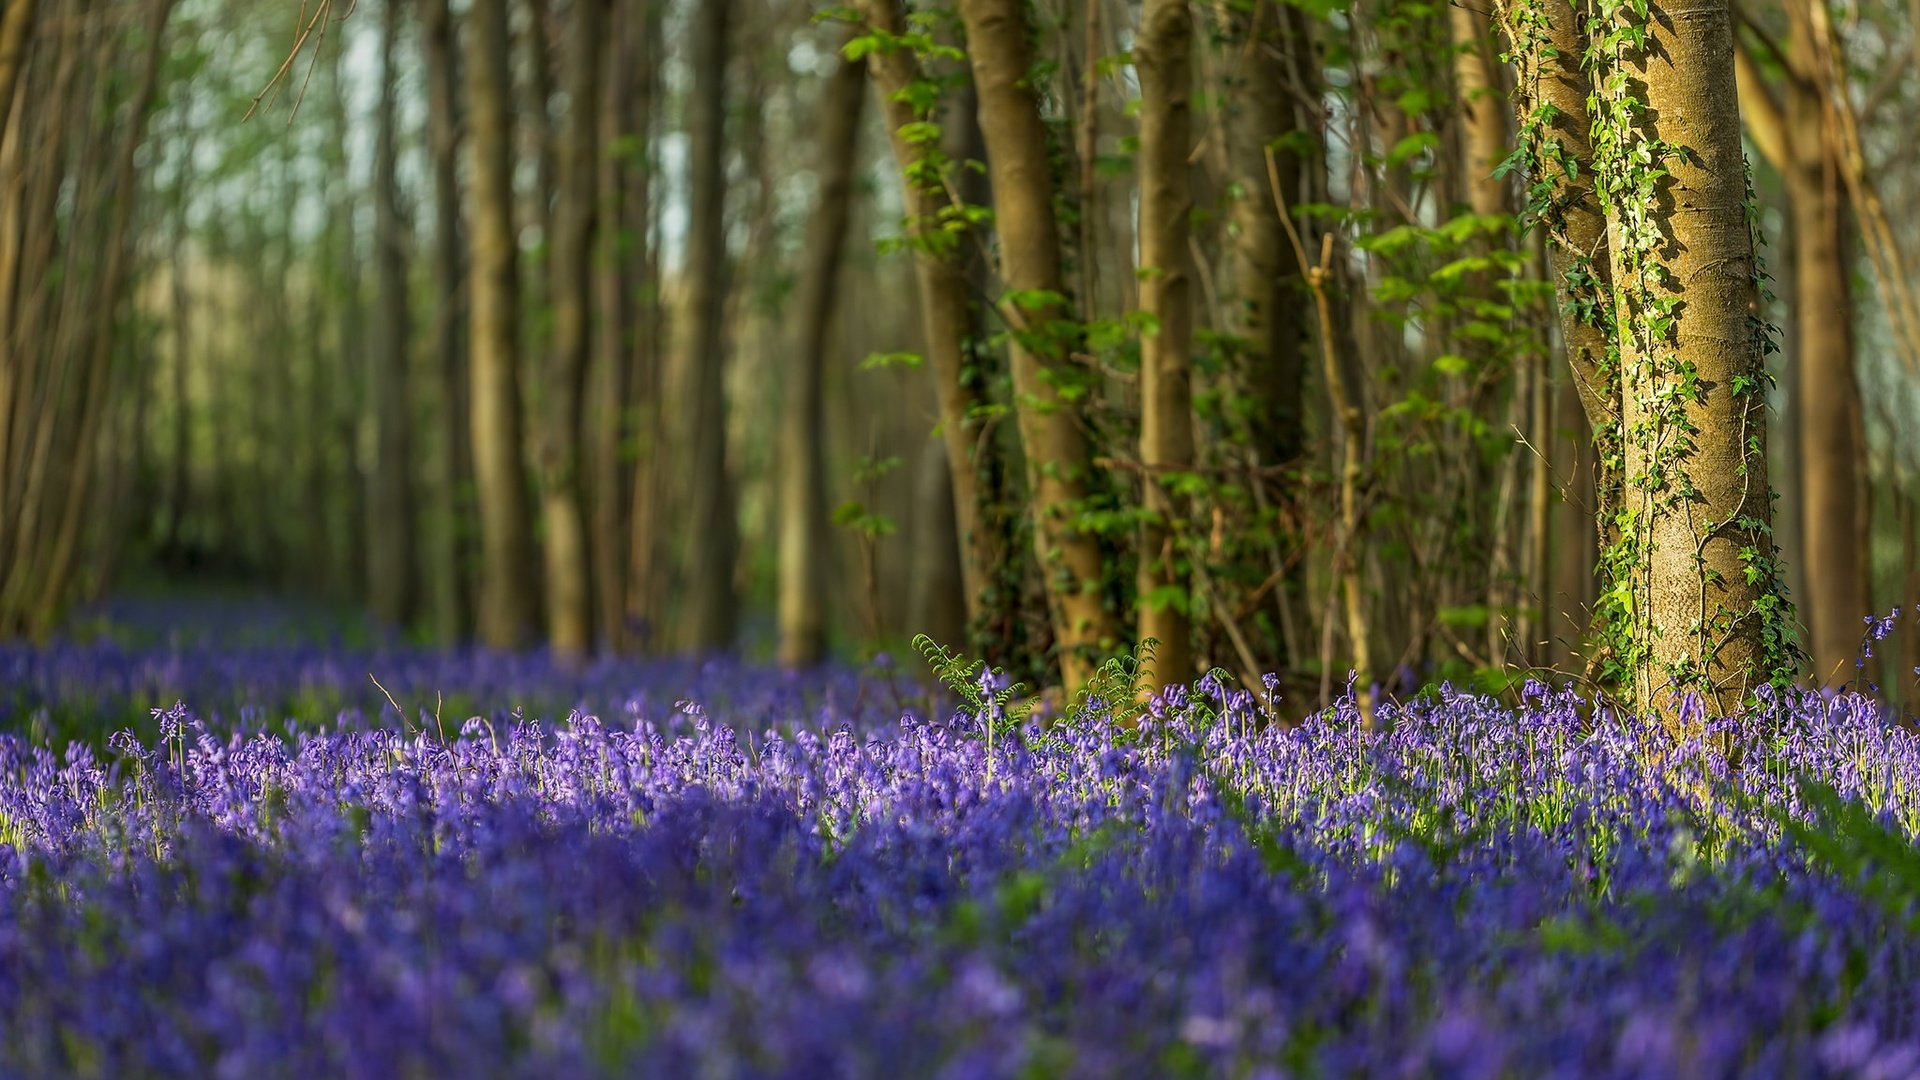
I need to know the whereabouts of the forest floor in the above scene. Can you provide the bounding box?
[4,594,1920,1075]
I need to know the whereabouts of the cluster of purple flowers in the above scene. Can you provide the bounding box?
[7,664,1920,1077]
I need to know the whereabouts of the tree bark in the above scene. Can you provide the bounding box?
[1450,4,1509,219]
[1735,6,1868,688]
[678,0,738,653]
[1213,1,1307,469]
[539,0,606,661]
[1601,0,1791,719]
[958,0,1121,690]
[1550,368,1597,671]
[466,0,539,649]
[623,0,667,652]
[421,0,473,644]
[1495,0,1623,669]
[1134,0,1195,694]
[590,0,650,654]
[1903,489,1919,710]
[1787,128,1864,688]
[16,0,175,636]
[163,87,193,557]
[0,0,36,140]
[368,0,419,630]
[776,48,866,668]
[852,0,1013,652]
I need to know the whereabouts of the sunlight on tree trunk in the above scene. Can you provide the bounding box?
[1599,0,1794,722]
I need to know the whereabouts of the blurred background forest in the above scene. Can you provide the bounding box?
[0,0,1917,712]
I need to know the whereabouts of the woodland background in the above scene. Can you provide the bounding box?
[0,0,1916,714]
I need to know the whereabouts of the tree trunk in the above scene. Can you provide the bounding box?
[1732,2,1868,689]
[1550,368,1596,671]
[909,439,969,650]
[1599,0,1792,720]
[421,0,473,644]
[19,0,175,636]
[678,0,738,653]
[466,0,538,649]
[539,0,606,661]
[1213,1,1306,468]
[0,0,36,139]
[591,0,649,654]
[1450,4,1509,219]
[163,88,193,557]
[853,0,1018,660]
[1495,0,1622,668]
[776,48,866,668]
[958,0,1121,690]
[368,0,419,630]
[1903,489,1919,711]
[1134,0,1195,694]
[623,0,667,652]
[1788,142,1864,688]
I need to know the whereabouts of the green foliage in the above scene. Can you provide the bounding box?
[912,633,1034,738]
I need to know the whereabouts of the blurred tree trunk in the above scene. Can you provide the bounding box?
[522,0,555,369]
[958,0,1120,690]
[1450,5,1508,219]
[1604,0,1789,720]
[327,37,368,600]
[591,0,649,653]
[0,1,88,634]
[1134,0,1195,694]
[776,48,866,668]
[467,0,539,649]
[1550,372,1597,672]
[1734,15,1866,688]
[1213,1,1306,466]
[1207,1,1310,678]
[163,89,194,557]
[0,0,36,143]
[0,0,174,636]
[368,0,420,630]
[1495,0,1620,667]
[678,0,738,653]
[853,0,1019,663]
[1903,489,1919,709]
[623,0,668,653]
[539,0,606,661]
[421,0,474,643]
[909,440,969,650]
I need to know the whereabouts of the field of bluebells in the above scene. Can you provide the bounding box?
[9,605,1920,1075]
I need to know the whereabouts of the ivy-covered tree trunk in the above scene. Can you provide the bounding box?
[1497,0,1621,665]
[958,0,1120,691]
[1594,0,1795,720]
[1134,0,1195,694]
